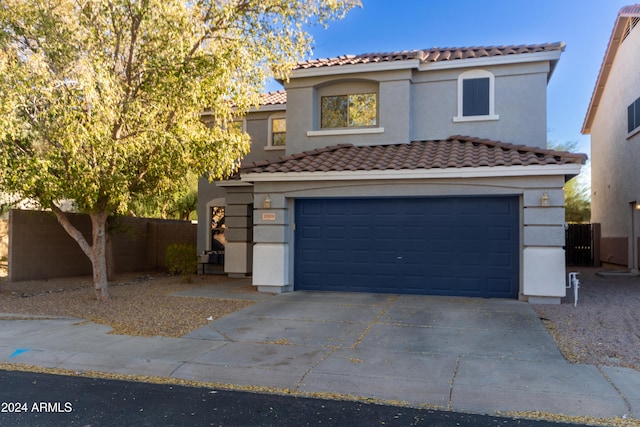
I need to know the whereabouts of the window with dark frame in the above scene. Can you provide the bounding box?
[321,93,377,128]
[628,97,640,134]
[462,77,490,117]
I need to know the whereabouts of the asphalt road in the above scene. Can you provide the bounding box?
[0,370,588,427]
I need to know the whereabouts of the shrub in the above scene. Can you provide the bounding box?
[165,243,197,281]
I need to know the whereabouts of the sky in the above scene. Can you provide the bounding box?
[266,0,634,157]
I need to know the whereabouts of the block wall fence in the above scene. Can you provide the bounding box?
[7,209,196,281]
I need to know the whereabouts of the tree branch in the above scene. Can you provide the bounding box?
[51,203,93,259]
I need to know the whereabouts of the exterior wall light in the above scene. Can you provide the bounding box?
[541,191,551,207]
[263,194,271,209]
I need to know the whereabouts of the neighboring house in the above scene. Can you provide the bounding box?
[583,4,640,271]
[198,42,587,303]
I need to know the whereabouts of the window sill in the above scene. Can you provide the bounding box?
[627,127,640,140]
[307,127,385,137]
[453,114,499,123]
[265,146,286,151]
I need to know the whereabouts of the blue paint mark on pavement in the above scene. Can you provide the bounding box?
[9,348,31,358]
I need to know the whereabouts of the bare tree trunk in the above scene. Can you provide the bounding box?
[90,212,110,301]
[105,222,115,281]
[51,205,111,302]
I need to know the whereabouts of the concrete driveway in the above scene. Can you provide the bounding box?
[185,291,564,360]
[2,280,638,419]
[177,285,635,418]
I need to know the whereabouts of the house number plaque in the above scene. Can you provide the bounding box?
[262,213,276,221]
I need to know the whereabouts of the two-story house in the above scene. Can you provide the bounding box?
[583,4,640,271]
[198,42,587,303]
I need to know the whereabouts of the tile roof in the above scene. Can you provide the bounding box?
[240,136,587,175]
[295,43,565,70]
[259,90,287,106]
[621,4,640,14]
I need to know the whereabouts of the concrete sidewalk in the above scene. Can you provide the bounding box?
[1,281,638,421]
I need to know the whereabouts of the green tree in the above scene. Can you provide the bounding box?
[128,171,199,221]
[0,0,358,301]
[547,141,591,223]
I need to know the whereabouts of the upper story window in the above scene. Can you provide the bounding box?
[454,69,499,122]
[229,119,245,132]
[267,112,286,149]
[321,93,377,129]
[628,96,640,135]
[307,80,384,137]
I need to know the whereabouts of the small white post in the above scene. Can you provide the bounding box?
[567,272,580,307]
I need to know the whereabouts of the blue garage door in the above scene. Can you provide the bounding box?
[294,197,519,298]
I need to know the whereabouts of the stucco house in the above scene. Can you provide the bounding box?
[583,4,640,271]
[198,42,587,303]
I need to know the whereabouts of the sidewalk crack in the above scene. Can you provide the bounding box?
[448,355,461,411]
[294,346,339,392]
[351,295,398,350]
[597,365,633,416]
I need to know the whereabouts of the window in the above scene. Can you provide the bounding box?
[321,93,377,128]
[463,78,490,116]
[272,118,286,146]
[628,97,640,134]
[229,119,244,133]
[210,206,226,251]
[454,70,498,122]
[267,112,286,149]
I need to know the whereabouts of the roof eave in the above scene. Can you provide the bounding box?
[249,103,286,113]
[241,164,583,183]
[290,49,563,81]
[418,49,563,78]
[290,59,421,79]
[200,103,286,117]
[583,10,639,134]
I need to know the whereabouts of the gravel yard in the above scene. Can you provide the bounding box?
[0,272,254,337]
[533,267,640,372]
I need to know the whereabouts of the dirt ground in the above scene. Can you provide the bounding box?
[533,267,640,372]
[0,272,254,337]
[1,267,639,372]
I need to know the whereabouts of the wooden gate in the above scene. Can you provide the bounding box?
[565,223,600,266]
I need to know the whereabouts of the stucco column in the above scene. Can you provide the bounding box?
[252,192,292,293]
[522,187,566,304]
[223,185,254,277]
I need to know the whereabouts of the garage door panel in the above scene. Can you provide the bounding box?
[486,200,513,214]
[488,226,513,241]
[325,249,345,263]
[487,252,512,266]
[459,277,483,292]
[300,200,324,215]
[430,276,455,293]
[487,278,512,294]
[295,197,519,298]
[326,202,348,215]
[300,225,322,238]
[299,248,321,262]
